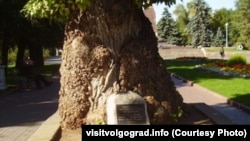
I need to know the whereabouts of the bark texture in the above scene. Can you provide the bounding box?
[59,0,183,129]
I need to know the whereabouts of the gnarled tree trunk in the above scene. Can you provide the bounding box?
[59,0,183,129]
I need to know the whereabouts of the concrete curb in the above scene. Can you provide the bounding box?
[193,103,236,124]
[169,72,194,86]
[27,111,61,141]
[192,80,250,115]
[170,71,250,114]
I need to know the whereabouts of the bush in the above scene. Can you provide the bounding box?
[8,47,18,63]
[43,48,51,59]
[227,54,247,67]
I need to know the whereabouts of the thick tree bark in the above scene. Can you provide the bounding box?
[15,40,26,68]
[59,0,183,129]
[29,43,44,67]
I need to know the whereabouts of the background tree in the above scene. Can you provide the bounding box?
[157,7,184,46]
[0,0,64,70]
[22,0,184,129]
[212,27,224,47]
[0,0,27,71]
[210,8,231,34]
[235,0,250,49]
[157,8,175,42]
[210,8,238,47]
[168,26,184,46]
[227,10,240,47]
[22,19,64,67]
[173,4,189,46]
[187,0,213,47]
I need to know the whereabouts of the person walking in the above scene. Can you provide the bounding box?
[219,46,225,59]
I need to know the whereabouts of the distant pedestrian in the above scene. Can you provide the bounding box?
[18,56,53,89]
[25,56,34,65]
[219,46,225,59]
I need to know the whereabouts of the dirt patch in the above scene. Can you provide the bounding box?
[57,104,214,141]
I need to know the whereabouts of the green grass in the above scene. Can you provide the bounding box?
[0,64,61,94]
[165,59,250,107]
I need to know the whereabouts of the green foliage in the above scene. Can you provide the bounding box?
[7,46,51,64]
[22,0,177,22]
[157,8,185,45]
[210,8,231,33]
[170,106,184,122]
[187,0,213,47]
[137,0,176,9]
[173,4,189,45]
[212,27,224,47]
[21,0,77,22]
[227,54,247,66]
[8,47,18,63]
[227,13,240,47]
[43,48,51,59]
[75,0,91,10]
[210,8,240,48]
[157,8,175,41]
[235,0,250,49]
[7,47,30,64]
[172,1,244,47]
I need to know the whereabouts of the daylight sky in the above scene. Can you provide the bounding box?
[153,0,237,22]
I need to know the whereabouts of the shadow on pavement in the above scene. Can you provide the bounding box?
[0,74,60,127]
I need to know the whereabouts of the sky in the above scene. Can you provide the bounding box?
[153,0,237,23]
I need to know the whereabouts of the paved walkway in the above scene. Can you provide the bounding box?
[0,73,60,141]
[172,75,250,124]
[1,69,250,140]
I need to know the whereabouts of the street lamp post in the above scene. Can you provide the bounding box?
[225,23,228,48]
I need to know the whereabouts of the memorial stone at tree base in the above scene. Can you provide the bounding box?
[107,91,150,125]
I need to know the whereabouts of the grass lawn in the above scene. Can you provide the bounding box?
[165,59,250,107]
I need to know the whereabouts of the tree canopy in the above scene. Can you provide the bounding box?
[21,0,177,22]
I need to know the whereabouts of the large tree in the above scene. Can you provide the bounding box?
[22,0,184,129]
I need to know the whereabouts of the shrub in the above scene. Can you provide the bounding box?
[8,47,18,63]
[43,48,51,59]
[227,54,247,67]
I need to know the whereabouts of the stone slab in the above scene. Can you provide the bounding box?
[107,91,150,125]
